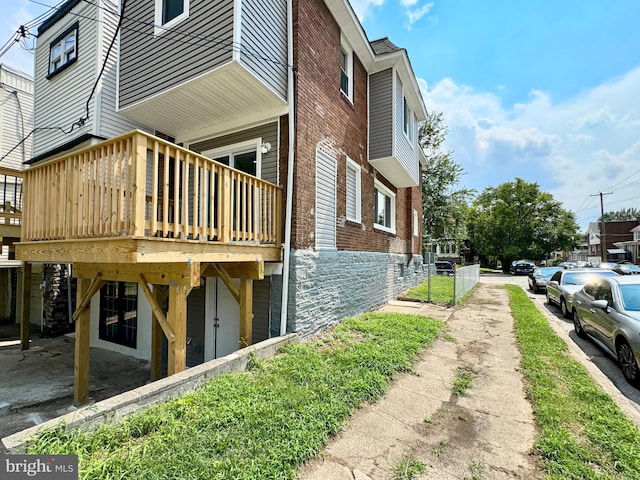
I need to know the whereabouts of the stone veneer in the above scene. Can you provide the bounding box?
[286,249,427,338]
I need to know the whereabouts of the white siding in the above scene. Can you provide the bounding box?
[0,67,33,169]
[315,149,336,250]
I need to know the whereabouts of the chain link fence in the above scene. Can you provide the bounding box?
[406,263,480,305]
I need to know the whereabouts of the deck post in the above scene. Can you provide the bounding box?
[150,285,165,380]
[220,169,231,243]
[74,277,92,405]
[239,277,253,348]
[132,133,148,237]
[19,262,32,350]
[167,284,187,375]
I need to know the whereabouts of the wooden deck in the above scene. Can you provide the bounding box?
[13,130,284,405]
[0,166,22,241]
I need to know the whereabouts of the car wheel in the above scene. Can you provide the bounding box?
[546,292,553,305]
[560,298,570,318]
[617,340,640,386]
[572,310,586,338]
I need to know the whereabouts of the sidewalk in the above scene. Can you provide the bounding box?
[298,282,542,480]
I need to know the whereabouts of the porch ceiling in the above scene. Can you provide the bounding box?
[118,62,287,139]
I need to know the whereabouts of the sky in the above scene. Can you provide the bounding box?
[2,0,640,232]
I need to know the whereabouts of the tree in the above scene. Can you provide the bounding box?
[601,208,640,222]
[419,112,473,255]
[467,178,580,271]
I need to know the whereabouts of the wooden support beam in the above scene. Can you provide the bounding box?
[202,260,264,280]
[138,274,175,343]
[211,264,240,303]
[74,278,92,406]
[167,284,187,376]
[74,262,199,287]
[72,274,105,322]
[150,285,167,380]
[239,277,253,348]
[19,262,32,350]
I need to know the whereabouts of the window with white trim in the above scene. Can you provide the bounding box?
[403,95,411,140]
[413,209,419,237]
[346,157,361,223]
[48,22,78,78]
[340,36,353,101]
[155,0,189,34]
[374,180,396,233]
[202,138,262,178]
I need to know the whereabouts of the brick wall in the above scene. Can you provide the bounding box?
[292,0,422,255]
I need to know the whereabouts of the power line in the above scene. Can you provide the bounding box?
[590,192,612,262]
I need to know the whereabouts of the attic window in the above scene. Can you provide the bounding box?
[155,0,189,35]
[47,22,78,78]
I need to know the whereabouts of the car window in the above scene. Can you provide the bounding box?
[620,284,640,311]
[583,281,598,297]
[550,271,562,282]
[594,283,614,307]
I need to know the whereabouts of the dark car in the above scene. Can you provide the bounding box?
[613,263,640,275]
[435,261,455,275]
[511,261,535,276]
[528,266,563,293]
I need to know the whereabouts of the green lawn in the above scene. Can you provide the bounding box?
[507,285,640,479]
[404,275,454,305]
[28,312,444,480]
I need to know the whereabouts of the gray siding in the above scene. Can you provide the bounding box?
[187,284,206,367]
[394,73,418,182]
[252,277,271,342]
[315,149,336,250]
[240,0,288,100]
[369,69,393,160]
[189,123,279,185]
[119,0,235,109]
[33,1,97,157]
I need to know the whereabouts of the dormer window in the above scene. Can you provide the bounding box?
[340,36,353,102]
[155,0,189,35]
[47,22,78,78]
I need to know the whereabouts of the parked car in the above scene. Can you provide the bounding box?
[511,261,535,276]
[613,263,640,275]
[435,261,455,276]
[572,276,640,386]
[528,267,563,293]
[546,269,618,318]
[596,262,617,270]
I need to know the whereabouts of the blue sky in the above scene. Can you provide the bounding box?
[2,0,640,231]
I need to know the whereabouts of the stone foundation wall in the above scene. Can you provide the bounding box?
[287,249,426,338]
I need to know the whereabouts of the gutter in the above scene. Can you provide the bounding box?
[280,0,296,336]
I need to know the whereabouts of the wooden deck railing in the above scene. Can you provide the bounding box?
[0,166,23,228]
[21,130,282,244]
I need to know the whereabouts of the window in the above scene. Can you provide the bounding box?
[346,157,361,223]
[374,179,396,233]
[48,22,78,78]
[99,281,138,348]
[202,139,261,178]
[413,210,419,237]
[155,0,189,34]
[340,36,353,101]
[403,95,411,140]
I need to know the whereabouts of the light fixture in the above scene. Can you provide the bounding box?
[261,142,272,154]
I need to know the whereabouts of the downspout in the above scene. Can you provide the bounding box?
[280,0,296,336]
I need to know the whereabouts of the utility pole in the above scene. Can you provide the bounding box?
[591,192,612,263]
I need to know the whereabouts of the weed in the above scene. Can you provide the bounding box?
[436,405,448,415]
[389,455,427,480]
[423,417,432,424]
[432,439,448,456]
[451,366,476,396]
[464,461,484,480]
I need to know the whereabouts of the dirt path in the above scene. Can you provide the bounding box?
[298,283,543,480]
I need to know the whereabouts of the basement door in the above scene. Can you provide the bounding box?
[204,277,240,360]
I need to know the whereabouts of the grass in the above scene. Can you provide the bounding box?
[404,275,454,305]
[451,366,476,396]
[506,285,640,479]
[28,312,443,480]
[389,455,427,480]
[464,461,484,480]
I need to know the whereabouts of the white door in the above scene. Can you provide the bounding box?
[204,277,240,360]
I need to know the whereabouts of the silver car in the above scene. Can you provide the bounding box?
[572,276,640,386]
[546,269,618,318]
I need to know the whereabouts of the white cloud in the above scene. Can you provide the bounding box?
[349,0,387,21]
[400,0,420,6]
[405,2,434,30]
[419,67,640,230]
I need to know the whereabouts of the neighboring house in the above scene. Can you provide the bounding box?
[586,220,637,262]
[0,64,42,326]
[614,224,640,264]
[16,0,427,404]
